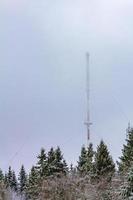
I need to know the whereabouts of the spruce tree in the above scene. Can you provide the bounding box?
[47,146,65,176]
[54,146,64,175]
[47,147,56,176]
[27,166,39,200]
[12,171,18,192]
[4,173,9,188]
[128,166,133,198]
[18,165,27,194]
[94,140,115,178]
[118,128,133,173]
[0,169,4,182]
[7,166,13,189]
[77,144,94,175]
[86,143,94,173]
[120,166,133,199]
[77,146,87,175]
[37,148,48,177]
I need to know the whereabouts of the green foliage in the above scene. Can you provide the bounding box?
[47,147,56,176]
[86,143,94,172]
[12,171,18,192]
[7,166,13,189]
[18,165,27,194]
[54,146,65,175]
[0,169,4,182]
[119,166,133,199]
[4,173,9,188]
[93,140,115,178]
[118,128,133,173]
[5,167,18,192]
[0,143,118,199]
[47,147,67,176]
[26,166,39,200]
[77,143,94,175]
[36,148,48,177]
[77,145,87,174]
[120,184,130,200]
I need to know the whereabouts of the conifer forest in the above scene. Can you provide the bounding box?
[0,127,133,199]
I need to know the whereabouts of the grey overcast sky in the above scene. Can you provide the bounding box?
[0,0,133,173]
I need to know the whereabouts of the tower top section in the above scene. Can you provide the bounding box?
[85,52,92,145]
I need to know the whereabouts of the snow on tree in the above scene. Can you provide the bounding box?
[26,166,39,200]
[86,143,94,173]
[12,171,18,192]
[7,166,13,189]
[77,143,94,175]
[0,169,4,182]
[36,148,48,177]
[120,166,133,199]
[4,173,9,188]
[47,147,56,176]
[18,165,27,195]
[118,127,133,173]
[77,145,87,175]
[54,146,66,175]
[93,140,115,179]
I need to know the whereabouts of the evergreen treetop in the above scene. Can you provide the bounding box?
[18,165,27,194]
[94,140,115,177]
[118,128,133,173]
[12,171,18,192]
[0,169,4,182]
[54,146,65,175]
[36,148,48,177]
[77,145,87,174]
[7,166,13,189]
[77,144,94,175]
[47,147,56,176]
[86,143,94,173]
[4,173,9,188]
[37,148,47,166]
[26,166,39,200]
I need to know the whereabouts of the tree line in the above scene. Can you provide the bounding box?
[0,127,133,199]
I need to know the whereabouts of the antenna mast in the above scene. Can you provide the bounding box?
[85,52,92,146]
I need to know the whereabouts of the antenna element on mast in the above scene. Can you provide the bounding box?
[85,52,92,146]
